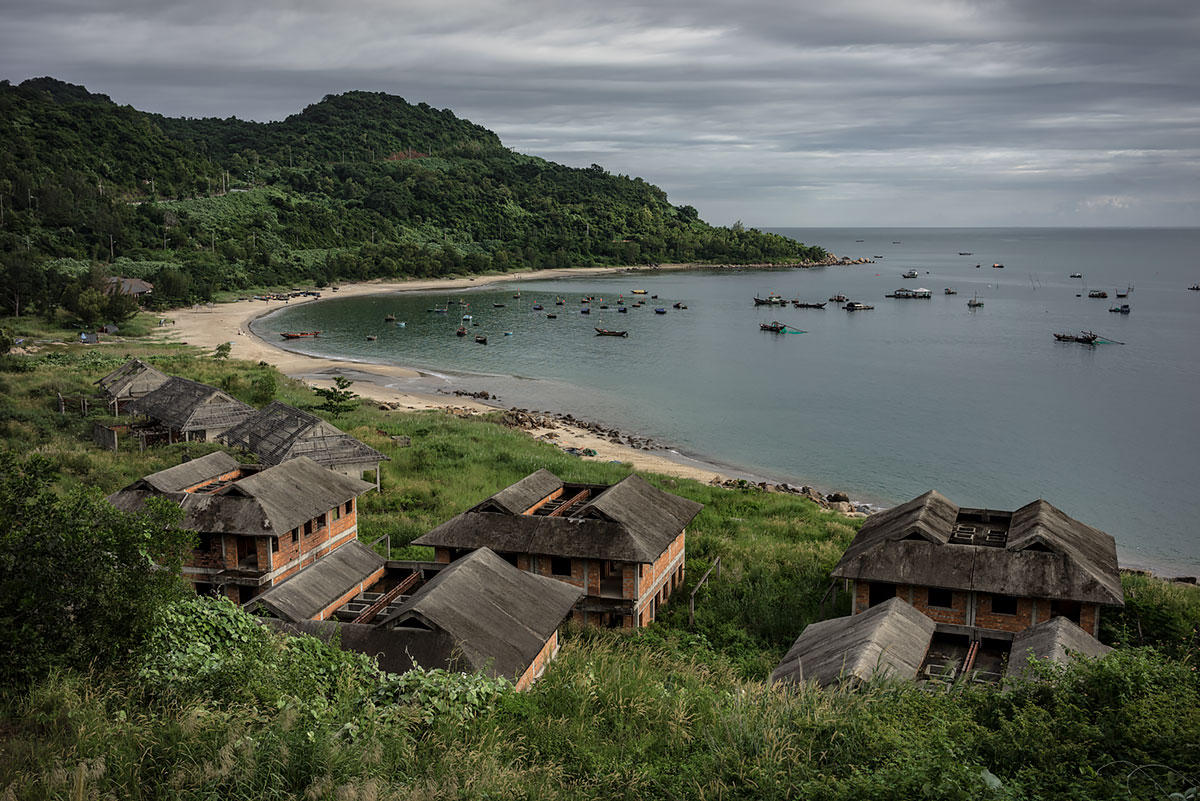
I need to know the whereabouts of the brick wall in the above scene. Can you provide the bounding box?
[631,531,686,626]
[1079,604,1099,636]
[313,564,387,621]
[906,585,969,625]
[514,629,559,692]
[974,594,1036,632]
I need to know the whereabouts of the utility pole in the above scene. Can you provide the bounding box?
[109,234,114,262]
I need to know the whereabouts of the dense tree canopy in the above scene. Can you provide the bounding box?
[0,77,826,313]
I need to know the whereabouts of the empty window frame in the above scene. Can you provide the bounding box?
[550,556,572,576]
[990,594,1018,615]
[927,587,954,609]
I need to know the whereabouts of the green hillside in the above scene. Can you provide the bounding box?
[0,78,826,312]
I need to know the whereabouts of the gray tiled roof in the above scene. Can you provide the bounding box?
[245,541,385,621]
[218,401,385,469]
[126,376,255,432]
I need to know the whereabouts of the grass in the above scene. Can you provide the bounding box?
[2,341,1199,800]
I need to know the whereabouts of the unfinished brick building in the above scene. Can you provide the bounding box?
[774,491,1123,687]
[108,451,373,603]
[412,469,702,628]
[126,376,255,442]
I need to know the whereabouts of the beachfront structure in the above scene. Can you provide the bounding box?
[94,357,169,413]
[107,276,154,297]
[773,491,1122,688]
[270,548,581,690]
[125,376,255,442]
[108,451,373,603]
[412,469,703,628]
[218,401,387,490]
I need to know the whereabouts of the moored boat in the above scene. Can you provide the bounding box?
[595,328,628,337]
[901,269,919,279]
[1070,273,1083,278]
[654,307,667,314]
[384,314,395,322]
[968,293,984,308]
[993,263,1005,268]
[760,321,788,332]
[944,287,958,295]
[1190,284,1200,291]
[844,302,874,311]
[1054,331,1098,344]
[829,293,849,303]
[280,331,321,339]
[1109,304,1131,314]
[793,301,827,308]
[475,335,488,345]
[631,289,647,294]
[365,335,377,341]
[532,304,544,310]
[546,313,557,319]
[456,326,467,336]
[753,293,787,305]
[1088,290,1108,298]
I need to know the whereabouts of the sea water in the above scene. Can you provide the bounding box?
[254,228,1200,572]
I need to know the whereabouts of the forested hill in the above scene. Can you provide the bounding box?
[0,77,826,311]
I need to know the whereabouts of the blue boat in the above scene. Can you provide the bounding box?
[654,308,667,314]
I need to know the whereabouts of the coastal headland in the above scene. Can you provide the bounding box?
[153,262,869,510]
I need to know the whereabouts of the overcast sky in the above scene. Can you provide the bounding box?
[3,0,1198,227]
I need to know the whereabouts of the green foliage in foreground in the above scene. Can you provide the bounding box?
[1,344,1199,799]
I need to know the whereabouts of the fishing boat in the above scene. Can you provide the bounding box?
[617,306,627,313]
[365,335,377,341]
[547,313,557,319]
[944,287,958,295]
[968,293,984,308]
[581,307,591,315]
[1088,290,1108,299]
[1115,286,1132,298]
[887,287,933,299]
[475,335,487,345]
[753,293,787,305]
[493,303,505,308]
[430,306,448,313]
[456,326,467,336]
[1070,273,1083,279]
[901,269,919,279]
[595,328,628,337]
[793,301,827,309]
[673,302,688,309]
[844,302,874,311]
[1109,304,1131,314]
[1190,284,1200,291]
[280,331,321,339]
[959,252,972,255]
[993,263,1005,269]
[513,292,521,299]
[532,304,544,310]
[759,321,788,332]
[654,307,667,314]
[631,289,647,295]
[462,314,472,321]
[1053,331,1098,344]
[555,297,565,305]
[384,314,396,322]
[829,293,849,303]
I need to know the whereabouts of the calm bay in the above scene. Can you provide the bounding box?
[253,228,1200,573]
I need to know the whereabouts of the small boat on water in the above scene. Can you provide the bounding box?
[793,301,827,309]
[513,292,521,299]
[581,307,591,315]
[901,269,919,279]
[1053,331,1098,344]
[1088,290,1108,299]
[993,263,1005,269]
[829,293,849,303]
[844,302,874,311]
[494,303,506,308]
[280,331,321,339]
[631,289,647,295]
[1070,273,1083,278]
[968,293,984,308]
[886,287,932,299]
[617,306,627,313]
[944,287,958,295]
[456,326,467,336]
[384,314,396,322]
[532,304,544,310]
[428,306,448,313]
[1109,304,1131,314]
[365,335,377,341]
[1116,285,1133,298]
[753,294,787,306]
[475,335,488,345]
[547,313,557,319]
[462,314,472,321]
[555,297,565,305]
[1190,284,1200,291]
[959,252,972,255]
[673,302,688,309]
[654,307,667,314]
[760,321,788,332]
[595,328,628,337]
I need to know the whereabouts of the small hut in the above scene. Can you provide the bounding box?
[95,358,169,413]
[126,376,255,443]
[218,401,387,489]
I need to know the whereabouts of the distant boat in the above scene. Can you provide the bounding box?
[397,322,405,328]
[901,269,919,279]
[844,302,874,311]
[968,293,984,308]
[618,306,628,313]
[365,335,377,341]
[595,328,628,337]
[1054,331,1098,344]
[1189,284,1200,291]
[494,303,505,308]
[944,287,958,295]
[1109,304,1131,314]
[513,292,521,299]
[280,331,320,339]
[462,314,472,321]
[581,307,591,315]
[959,252,972,255]
[1088,290,1108,299]
[753,294,787,305]
[892,241,901,244]
[1070,273,1083,278]
[384,314,396,322]
[829,294,849,303]
[475,335,487,345]
[631,289,647,294]
[456,326,467,337]
[793,301,827,309]
[1116,286,1133,298]
[654,307,667,314]
[673,302,688,309]
[886,287,932,299]
[555,297,565,305]
[759,321,788,332]
[532,304,544,310]
[993,263,1004,269]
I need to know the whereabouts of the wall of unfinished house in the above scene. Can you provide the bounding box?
[271,499,358,585]
[634,530,686,627]
[312,563,388,621]
[513,630,560,692]
[854,580,1100,635]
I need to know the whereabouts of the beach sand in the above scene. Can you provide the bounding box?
[151,266,732,485]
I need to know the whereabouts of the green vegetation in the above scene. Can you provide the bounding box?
[1,77,827,321]
[1,341,1198,799]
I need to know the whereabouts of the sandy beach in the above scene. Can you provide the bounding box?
[151,266,735,485]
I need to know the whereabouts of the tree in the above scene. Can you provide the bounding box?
[313,375,358,414]
[213,341,232,360]
[0,451,192,685]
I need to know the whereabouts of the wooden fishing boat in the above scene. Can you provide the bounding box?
[595,328,628,337]
[968,293,984,308]
[475,335,488,345]
[844,303,874,311]
[1088,290,1108,298]
[829,294,849,303]
[617,306,628,313]
[901,269,919,279]
[581,307,591,315]
[631,289,647,294]
[384,314,396,322]
[793,301,827,308]
[654,307,667,314]
[753,294,787,306]
[456,326,467,336]
[993,263,1005,269]
[365,335,377,341]
[493,303,506,308]
[1053,331,1098,344]
[532,304,544,310]
[280,331,321,339]
[547,313,557,319]
[673,302,688,309]
[944,288,958,295]
[1109,304,1131,314]
[760,321,787,332]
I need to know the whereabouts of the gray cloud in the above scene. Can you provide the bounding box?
[2,0,1197,225]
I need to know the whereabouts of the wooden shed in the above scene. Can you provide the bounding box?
[125,376,255,442]
[95,358,169,413]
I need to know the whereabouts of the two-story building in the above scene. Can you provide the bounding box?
[773,491,1123,688]
[412,469,703,628]
[108,451,373,603]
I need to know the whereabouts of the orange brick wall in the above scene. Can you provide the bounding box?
[313,564,387,621]
[905,585,969,626]
[1079,604,1099,636]
[632,531,686,625]
[514,629,559,692]
[974,594,1036,632]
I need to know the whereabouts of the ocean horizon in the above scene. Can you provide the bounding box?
[253,227,1200,575]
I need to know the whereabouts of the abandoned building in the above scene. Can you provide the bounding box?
[218,401,387,489]
[125,376,256,442]
[412,469,703,628]
[94,358,170,413]
[266,547,582,690]
[107,276,154,297]
[773,491,1122,688]
[108,451,373,603]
